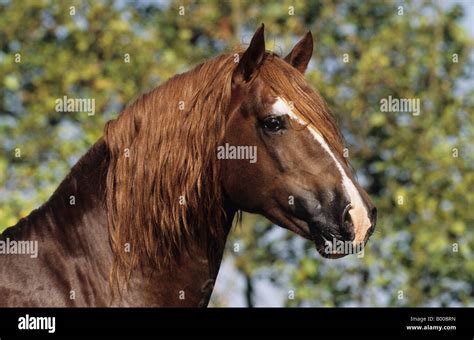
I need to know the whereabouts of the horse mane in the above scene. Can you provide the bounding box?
[104,54,236,281]
[103,51,346,282]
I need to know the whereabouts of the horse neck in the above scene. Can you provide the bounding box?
[2,138,108,242]
[1,139,235,306]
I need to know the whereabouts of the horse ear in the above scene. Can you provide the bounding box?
[284,31,313,73]
[232,24,266,86]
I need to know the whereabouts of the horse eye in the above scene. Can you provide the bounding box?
[262,116,283,132]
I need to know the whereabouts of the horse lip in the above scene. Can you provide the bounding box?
[308,221,331,243]
[309,222,350,259]
[309,223,328,250]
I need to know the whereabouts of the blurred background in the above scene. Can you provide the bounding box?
[0,0,473,306]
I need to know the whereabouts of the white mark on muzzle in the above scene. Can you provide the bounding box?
[272,97,372,244]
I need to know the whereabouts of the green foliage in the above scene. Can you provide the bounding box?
[1,0,472,306]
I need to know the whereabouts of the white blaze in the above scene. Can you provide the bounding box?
[272,97,372,244]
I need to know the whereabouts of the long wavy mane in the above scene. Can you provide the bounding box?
[103,51,346,282]
[104,54,236,281]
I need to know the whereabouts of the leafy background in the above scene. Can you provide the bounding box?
[0,0,473,306]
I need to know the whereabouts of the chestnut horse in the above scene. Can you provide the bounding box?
[0,25,376,307]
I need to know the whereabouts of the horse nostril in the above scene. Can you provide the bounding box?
[370,207,377,227]
[342,204,353,226]
[341,204,355,241]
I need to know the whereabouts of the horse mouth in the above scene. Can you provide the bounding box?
[274,212,365,259]
[312,232,349,259]
[309,222,362,259]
